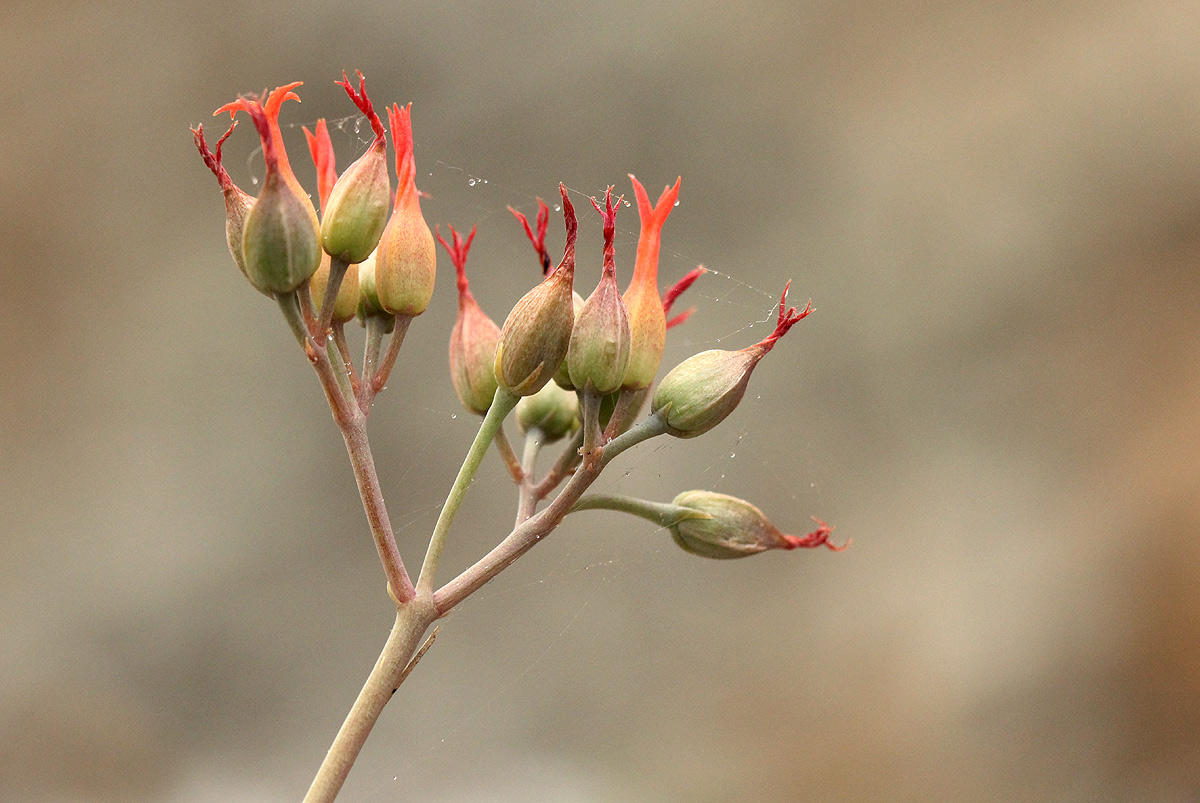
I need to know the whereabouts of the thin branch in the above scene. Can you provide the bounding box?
[532,428,583,501]
[515,428,543,526]
[493,425,525,485]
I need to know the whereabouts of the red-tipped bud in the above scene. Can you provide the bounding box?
[651,282,812,438]
[621,175,681,389]
[509,198,552,275]
[663,266,706,329]
[495,184,578,396]
[192,121,256,285]
[516,381,580,442]
[374,103,436,315]
[217,84,322,295]
[567,187,632,395]
[355,252,396,333]
[321,72,391,263]
[669,491,844,559]
[441,225,501,415]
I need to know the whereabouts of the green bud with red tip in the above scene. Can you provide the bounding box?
[516,381,580,442]
[494,184,578,396]
[441,224,500,416]
[375,103,436,316]
[303,118,360,324]
[320,72,391,263]
[192,121,255,286]
[217,84,322,296]
[568,187,631,395]
[669,491,843,559]
[622,175,681,390]
[651,282,812,438]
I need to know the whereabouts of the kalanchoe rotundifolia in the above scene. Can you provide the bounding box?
[651,282,813,438]
[622,174,681,390]
[192,121,255,286]
[304,119,360,325]
[216,84,322,296]
[441,224,501,416]
[567,187,632,395]
[355,252,393,333]
[321,72,391,264]
[374,103,436,316]
[516,381,580,442]
[669,490,843,559]
[494,184,578,396]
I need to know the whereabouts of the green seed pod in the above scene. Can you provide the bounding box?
[670,490,841,559]
[516,381,580,442]
[355,252,395,334]
[191,121,256,288]
[320,73,391,263]
[651,282,811,438]
[495,185,578,396]
[311,255,361,325]
[568,188,631,395]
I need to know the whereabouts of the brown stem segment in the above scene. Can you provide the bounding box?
[303,597,437,803]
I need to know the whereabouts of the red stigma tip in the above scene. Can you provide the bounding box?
[783,518,846,551]
[663,266,706,316]
[436,223,478,295]
[755,280,813,353]
[559,183,578,260]
[590,186,621,274]
[303,119,337,211]
[336,70,386,143]
[509,197,552,275]
[192,121,238,191]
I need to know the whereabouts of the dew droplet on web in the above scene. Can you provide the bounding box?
[451,414,457,419]
[674,199,680,206]
[468,178,476,186]
[623,200,630,207]
[729,453,736,458]
[327,333,334,341]
[555,205,561,212]
[482,179,488,184]
[354,119,361,133]
[251,177,259,185]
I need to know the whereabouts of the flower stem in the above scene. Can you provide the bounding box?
[533,429,583,501]
[515,428,543,525]
[571,493,710,528]
[434,412,667,613]
[493,425,525,485]
[316,256,350,340]
[303,597,437,803]
[417,388,520,594]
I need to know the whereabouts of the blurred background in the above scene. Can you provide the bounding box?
[3,0,1200,800]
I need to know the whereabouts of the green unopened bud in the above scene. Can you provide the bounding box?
[311,255,361,325]
[495,184,578,396]
[568,188,631,395]
[651,282,811,438]
[321,73,391,263]
[355,252,395,333]
[670,491,842,559]
[375,103,436,316]
[441,225,500,416]
[516,381,580,442]
[217,85,322,295]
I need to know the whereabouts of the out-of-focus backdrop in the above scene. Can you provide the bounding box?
[3,1,1200,800]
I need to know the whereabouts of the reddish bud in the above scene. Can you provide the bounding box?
[495,184,578,396]
[622,175,681,389]
[216,84,322,295]
[441,224,501,415]
[567,187,632,395]
[302,119,338,213]
[192,121,256,286]
[651,282,812,438]
[374,103,436,316]
[321,72,391,263]
[669,491,843,559]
